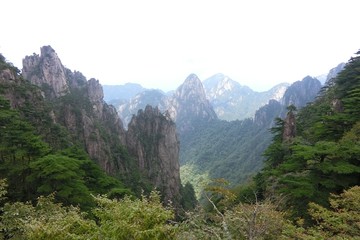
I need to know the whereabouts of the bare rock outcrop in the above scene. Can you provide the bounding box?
[21,46,127,174]
[168,73,217,134]
[283,110,296,142]
[126,105,181,204]
[22,46,69,98]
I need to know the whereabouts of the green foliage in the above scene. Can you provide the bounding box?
[281,186,360,239]
[1,194,98,240]
[180,163,211,199]
[0,94,130,208]
[93,191,176,239]
[1,187,177,240]
[180,182,197,211]
[0,179,7,204]
[204,178,236,212]
[0,97,50,202]
[180,116,276,186]
[177,191,290,240]
[257,50,360,222]
[28,154,94,210]
[225,201,286,240]
[307,186,360,239]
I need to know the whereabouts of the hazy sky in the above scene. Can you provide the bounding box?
[1,0,360,92]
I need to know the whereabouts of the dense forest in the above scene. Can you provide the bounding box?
[1,49,360,239]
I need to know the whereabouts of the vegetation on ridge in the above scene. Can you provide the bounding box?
[1,48,360,239]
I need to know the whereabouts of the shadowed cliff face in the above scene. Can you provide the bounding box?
[283,110,296,142]
[21,46,128,174]
[126,105,181,204]
[281,76,322,109]
[18,46,182,204]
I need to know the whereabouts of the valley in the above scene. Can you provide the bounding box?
[0,46,359,239]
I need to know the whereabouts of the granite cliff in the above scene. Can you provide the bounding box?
[3,46,183,203]
[126,106,180,204]
[22,46,127,174]
[168,73,218,134]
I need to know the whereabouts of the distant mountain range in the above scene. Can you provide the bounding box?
[101,62,346,190]
[202,73,288,121]
[103,63,345,126]
[103,83,146,102]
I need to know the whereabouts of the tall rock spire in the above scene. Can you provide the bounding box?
[22,45,69,98]
[126,105,181,204]
[168,73,217,134]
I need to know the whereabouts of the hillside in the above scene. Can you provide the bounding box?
[179,76,322,194]
[0,47,189,208]
[0,48,359,239]
[255,50,360,222]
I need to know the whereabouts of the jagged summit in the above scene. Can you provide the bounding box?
[126,105,180,204]
[281,76,322,109]
[175,73,207,100]
[22,45,69,98]
[168,74,217,133]
[15,46,183,204]
[325,62,346,84]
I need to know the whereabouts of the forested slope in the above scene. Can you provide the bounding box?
[255,50,360,221]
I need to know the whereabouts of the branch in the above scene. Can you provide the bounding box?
[205,194,232,240]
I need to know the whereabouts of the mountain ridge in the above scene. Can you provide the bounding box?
[1,46,183,205]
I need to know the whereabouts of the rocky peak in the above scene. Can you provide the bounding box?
[325,62,346,85]
[204,73,246,99]
[175,73,207,101]
[87,78,104,103]
[281,76,321,109]
[268,83,289,101]
[117,89,168,128]
[282,109,296,142]
[168,74,217,133]
[22,46,69,98]
[254,100,282,127]
[126,105,181,204]
[86,78,105,118]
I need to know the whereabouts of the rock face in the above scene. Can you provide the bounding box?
[118,89,168,128]
[283,110,296,142]
[105,73,289,124]
[281,76,322,109]
[203,73,289,121]
[19,46,182,204]
[168,74,217,133]
[325,62,346,84]
[22,46,69,98]
[126,105,180,204]
[254,100,282,127]
[21,46,129,174]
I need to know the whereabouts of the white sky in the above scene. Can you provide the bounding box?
[1,0,360,92]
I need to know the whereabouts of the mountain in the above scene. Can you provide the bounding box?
[117,89,168,128]
[126,105,180,204]
[325,62,346,84]
[281,76,322,109]
[1,46,184,205]
[202,73,288,121]
[316,62,346,85]
[105,73,288,124]
[103,83,146,102]
[255,51,360,221]
[167,73,218,134]
[180,76,322,191]
[22,46,128,174]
